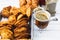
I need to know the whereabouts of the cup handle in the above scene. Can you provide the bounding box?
[38,6,44,10]
[33,6,44,13]
[49,17,58,21]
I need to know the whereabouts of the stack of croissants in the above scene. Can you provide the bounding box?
[0,0,39,40]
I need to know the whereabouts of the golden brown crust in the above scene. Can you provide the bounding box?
[32,0,39,9]
[14,31,30,38]
[26,7,32,18]
[0,28,13,39]
[0,21,12,29]
[15,21,28,28]
[19,0,27,7]
[1,6,11,17]
[8,15,16,25]
[15,18,28,26]
[26,0,32,5]
[17,14,24,20]
[15,33,30,39]
[20,6,27,15]
[14,27,28,33]
[0,25,12,30]
[14,27,28,37]
[0,21,11,25]
[10,7,20,16]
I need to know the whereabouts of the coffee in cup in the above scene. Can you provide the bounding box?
[33,9,51,29]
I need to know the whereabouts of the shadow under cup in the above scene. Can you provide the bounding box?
[35,20,49,29]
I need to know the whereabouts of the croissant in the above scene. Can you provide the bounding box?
[10,7,20,16]
[17,14,24,20]
[32,0,39,9]
[26,0,32,5]
[0,28,13,40]
[8,15,16,25]
[26,7,32,18]
[14,27,30,39]
[20,6,27,15]
[1,6,11,17]
[19,0,27,7]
